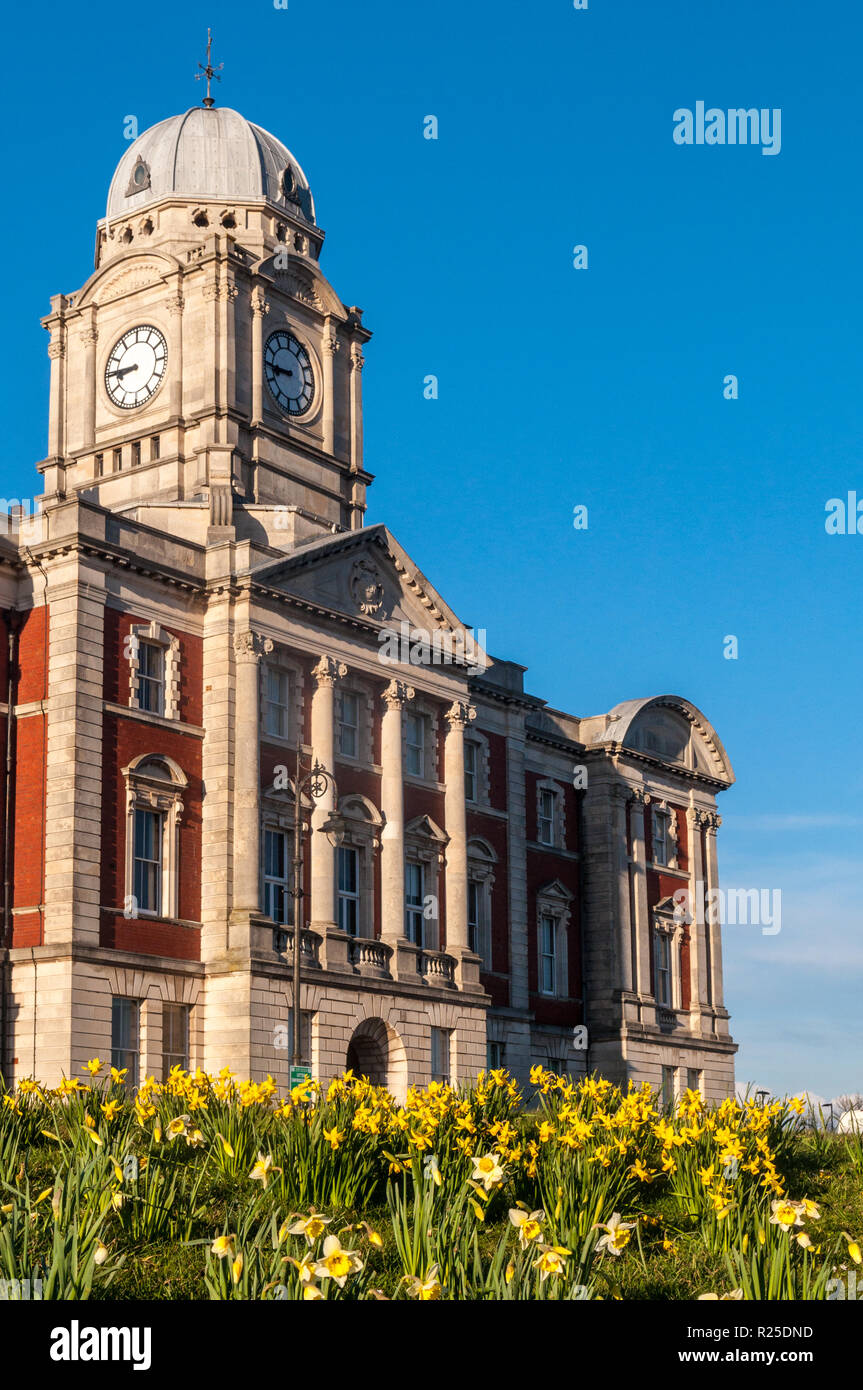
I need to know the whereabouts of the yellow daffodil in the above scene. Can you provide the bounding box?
[313,1235,363,1288]
[249,1152,281,1186]
[288,1211,332,1244]
[85,1058,103,1076]
[232,1252,244,1284]
[470,1151,505,1191]
[322,1126,344,1151]
[211,1234,236,1259]
[508,1207,544,1248]
[770,1199,803,1231]
[533,1244,570,1281]
[406,1265,442,1300]
[594,1212,636,1256]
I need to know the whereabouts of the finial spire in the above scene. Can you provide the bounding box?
[195,28,223,108]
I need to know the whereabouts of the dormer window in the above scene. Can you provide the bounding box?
[126,157,151,196]
[282,166,298,200]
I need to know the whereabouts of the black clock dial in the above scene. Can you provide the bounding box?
[264,331,315,417]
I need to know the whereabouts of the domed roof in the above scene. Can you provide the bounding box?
[106,106,315,225]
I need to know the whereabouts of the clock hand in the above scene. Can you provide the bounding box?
[107,363,139,379]
[272,365,294,378]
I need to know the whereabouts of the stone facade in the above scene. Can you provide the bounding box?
[0,101,737,1101]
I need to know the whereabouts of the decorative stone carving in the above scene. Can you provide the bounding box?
[350,557,385,616]
[381,679,415,711]
[323,325,340,356]
[47,340,65,360]
[350,343,365,371]
[233,630,274,662]
[445,700,477,730]
[312,655,348,687]
[251,286,270,318]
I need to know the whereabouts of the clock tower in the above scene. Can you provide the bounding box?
[39,100,372,546]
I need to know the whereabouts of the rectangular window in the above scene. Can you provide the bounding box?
[150,435,161,461]
[263,828,291,923]
[653,811,669,866]
[95,453,104,477]
[405,860,425,945]
[655,931,672,1006]
[338,690,359,759]
[468,878,491,968]
[686,1068,702,1096]
[540,913,557,994]
[111,997,139,1088]
[464,741,478,802]
[486,1040,504,1071]
[131,440,141,468]
[337,845,360,935]
[538,789,555,846]
[430,1027,451,1083]
[286,1008,312,1065]
[137,639,165,715]
[547,1057,566,1076]
[162,1003,190,1078]
[264,667,290,739]
[113,447,123,472]
[133,808,162,914]
[661,1065,676,1109]
[405,712,425,778]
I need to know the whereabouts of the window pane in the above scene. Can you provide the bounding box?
[162,1003,189,1078]
[133,809,161,913]
[339,692,359,757]
[338,846,358,894]
[111,998,139,1088]
[137,642,165,715]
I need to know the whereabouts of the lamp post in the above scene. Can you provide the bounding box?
[288,741,345,1070]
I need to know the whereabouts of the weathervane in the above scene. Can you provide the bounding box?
[195,29,223,108]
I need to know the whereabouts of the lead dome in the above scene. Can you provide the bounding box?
[106,106,316,225]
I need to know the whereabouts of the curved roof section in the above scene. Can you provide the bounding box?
[106,107,315,224]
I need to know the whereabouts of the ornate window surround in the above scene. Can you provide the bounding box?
[464,727,491,807]
[128,620,180,720]
[403,699,441,785]
[467,836,497,968]
[336,794,384,938]
[260,649,305,747]
[535,879,573,999]
[535,777,566,850]
[652,904,685,1008]
[335,680,375,767]
[404,813,448,950]
[122,753,187,921]
[651,800,680,870]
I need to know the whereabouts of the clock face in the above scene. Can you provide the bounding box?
[264,331,315,416]
[105,325,167,409]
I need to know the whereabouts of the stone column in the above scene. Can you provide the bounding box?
[686,805,708,1031]
[47,336,66,460]
[444,701,477,981]
[612,787,633,994]
[232,630,272,918]
[250,286,269,427]
[629,790,651,1003]
[322,318,338,455]
[379,679,414,951]
[167,290,184,420]
[81,323,98,452]
[349,341,364,473]
[703,812,727,1029]
[310,656,346,929]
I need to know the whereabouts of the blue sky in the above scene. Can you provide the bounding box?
[3,0,861,1097]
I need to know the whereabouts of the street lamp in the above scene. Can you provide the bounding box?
[287,743,341,1071]
[756,1089,769,1107]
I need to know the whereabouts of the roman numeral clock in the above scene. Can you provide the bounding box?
[104,325,168,409]
[264,330,315,416]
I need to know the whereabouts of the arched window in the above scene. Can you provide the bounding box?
[122,754,187,920]
[335,795,383,938]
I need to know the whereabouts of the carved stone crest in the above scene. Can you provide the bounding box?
[350,558,385,616]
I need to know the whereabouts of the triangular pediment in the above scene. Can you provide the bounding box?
[250,525,488,672]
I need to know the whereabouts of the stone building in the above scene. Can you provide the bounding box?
[0,100,737,1100]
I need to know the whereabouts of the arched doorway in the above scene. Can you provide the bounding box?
[346,1017,407,1098]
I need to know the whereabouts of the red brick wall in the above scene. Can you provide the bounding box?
[7,607,49,947]
[100,612,203,960]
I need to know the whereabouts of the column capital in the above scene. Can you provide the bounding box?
[166,295,185,317]
[80,327,99,347]
[233,630,273,663]
[350,342,365,372]
[445,699,476,731]
[312,655,348,687]
[323,324,340,356]
[381,678,414,711]
[251,286,270,317]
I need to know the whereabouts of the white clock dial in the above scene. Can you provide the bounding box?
[105,325,168,409]
[264,331,315,416]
